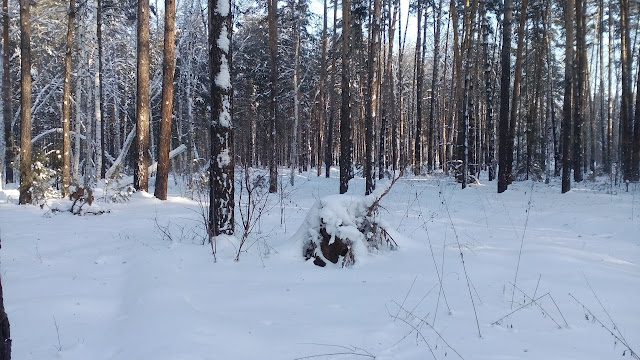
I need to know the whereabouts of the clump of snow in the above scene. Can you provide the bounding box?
[293,180,397,267]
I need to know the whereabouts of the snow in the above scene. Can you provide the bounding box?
[0,172,639,360]
[215,0,230,17]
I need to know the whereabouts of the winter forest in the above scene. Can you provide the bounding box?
[0,0,639,358]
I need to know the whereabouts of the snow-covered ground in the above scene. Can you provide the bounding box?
[1,169,639,360]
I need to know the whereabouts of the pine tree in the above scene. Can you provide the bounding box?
[134,0,151,192]
[18,0,33,204]
[155,0,176,200]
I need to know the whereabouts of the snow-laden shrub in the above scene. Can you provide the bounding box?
[31,160,59,206]
[295,178,399,267]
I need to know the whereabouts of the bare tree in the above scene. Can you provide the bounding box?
[155,0,176,200]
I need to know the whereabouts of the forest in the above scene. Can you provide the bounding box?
[0,0,639,358]
[0,0,639,205]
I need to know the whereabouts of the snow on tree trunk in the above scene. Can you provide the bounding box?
[208,0,234,236]
[295,176,400,267]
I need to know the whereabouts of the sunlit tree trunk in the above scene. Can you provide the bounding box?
[154,0,176,200]
[134,0,150,191]
[18,0,32,204]
[61,0,75,197]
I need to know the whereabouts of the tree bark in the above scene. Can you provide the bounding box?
[619,0,632,181]
[0,236,10,360]
[364,0,381,194]
[61,0,75,197]
[562,0,574,193]
[208,0,234,235]
[268,0,278,193]
[413,0,423,176]
[507,0,528,184]
[339,0,352,194]
[572,0,585,182]
[497,0,513,193]
[134,0,151,192]
[97,0,106,179]
[18,0,32,204]
[1,0,10,185]
[154,0,176,200]
[325,0,338,178]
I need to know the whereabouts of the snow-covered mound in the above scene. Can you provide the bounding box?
[292,180,397,267]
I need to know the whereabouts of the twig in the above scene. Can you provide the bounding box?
[53,316,62,351]
[508,281,563,328]
[424,219,451,325]
[511,181,534,309]
[583,275,632,347]
[442,197,482,338]
[569,293,639,360]
[294,343,375,359]
[387,309,438,360]
[391,301,465,360]
[395,275,417,323]
[492,293,550,326]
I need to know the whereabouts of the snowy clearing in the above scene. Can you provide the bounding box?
[1,170,639,360]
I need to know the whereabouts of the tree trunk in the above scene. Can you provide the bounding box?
[633,47,640,181]
[430,0,443,173]
[325,0,338,178]
[208,0,234,236]
[572,0,585,182]
[339,0,352,194]
[95,0,104,181]
[364,0,381,194]
[61,0,75,197]
[317,0,327,177]
[290,0,301,186]
[413,0,423,176]
[507,0,528,184]
[1,0,10,186]
[134,0,150,192]
[482,2,495,181]
[562,0,574,193]
[0,236,10,360]
[154,0,176,200]
[497,0,512,193]
[18,0,32,204]
[268,0,278,193]
[619,0,632,181]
